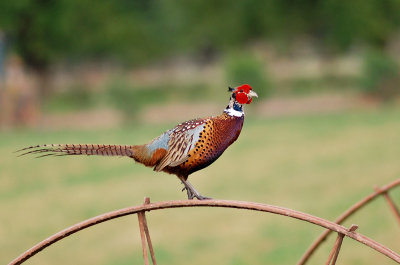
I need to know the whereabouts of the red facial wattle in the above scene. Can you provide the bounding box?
[234,84,253,104]
[236,92,250,104]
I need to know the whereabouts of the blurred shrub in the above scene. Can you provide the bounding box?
[105,79,212,121]
[43,79,216,118]
[44,85,93,112]
[105,80,142,121]
[360,50,400,100]
[225,52,272,98]
[285,76,359,96]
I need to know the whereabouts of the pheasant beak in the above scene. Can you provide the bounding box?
[248,90,258,98]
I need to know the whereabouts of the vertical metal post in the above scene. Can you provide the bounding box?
[142,197,157,265]
[138,211,149,265]
[325,225,357,265]
[375,187,400,225]
[330,235,344,265]
[325,233,344,265]
[382,192,400,225]
[137,197,157,265]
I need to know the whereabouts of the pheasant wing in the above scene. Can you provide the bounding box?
[154,118,207,171]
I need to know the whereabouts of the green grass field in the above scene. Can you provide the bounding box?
[1,106,400,265]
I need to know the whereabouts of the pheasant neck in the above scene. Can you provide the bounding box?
[224,100,244,117]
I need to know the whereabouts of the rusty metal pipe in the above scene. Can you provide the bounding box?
[8,199,400,265]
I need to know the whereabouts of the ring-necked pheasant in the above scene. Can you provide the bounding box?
[18,84,258,200]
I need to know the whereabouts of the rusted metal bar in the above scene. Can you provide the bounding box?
[325,235,339,265]
[142,197,157,265]
[325,233,344,265]
[326,224,358,265]
[348,224,359,232]
[8,199,400,265]
[379,190,400,225]
[330,233,344,265]
[137,211,149,265]
[297,179,400,265]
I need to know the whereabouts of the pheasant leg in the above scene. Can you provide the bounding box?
[181,180,212,200]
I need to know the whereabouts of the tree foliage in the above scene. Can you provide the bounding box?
[1,0,400,69]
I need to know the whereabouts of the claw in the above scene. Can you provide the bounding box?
[180,179,211,200]
[195,194,212,200]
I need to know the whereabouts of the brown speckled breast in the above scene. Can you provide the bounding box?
[166,113,244,178]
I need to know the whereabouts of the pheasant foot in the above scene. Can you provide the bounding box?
[181,180,212,200]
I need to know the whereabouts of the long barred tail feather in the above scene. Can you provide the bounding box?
[16,144,135,158]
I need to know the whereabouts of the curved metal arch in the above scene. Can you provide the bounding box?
[298,179,400,265]
[8,199,400,265]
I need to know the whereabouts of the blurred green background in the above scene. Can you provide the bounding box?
[1,1,400,264]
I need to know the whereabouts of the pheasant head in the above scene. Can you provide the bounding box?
[225,84,258,117]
